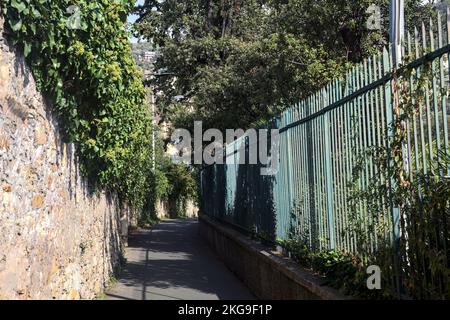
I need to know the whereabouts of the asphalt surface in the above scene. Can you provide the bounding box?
[106,219,255,300]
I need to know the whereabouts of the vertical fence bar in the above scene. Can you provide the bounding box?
[430,17,442,170]
[324,107,336,249]
[344,70,355,252]
[383,47,395,243]
[319,89,328,246]
[422,22,435,170]
[330,82,339,249]
[445,8,450,175]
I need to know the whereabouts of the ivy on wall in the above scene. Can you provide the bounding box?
[1,0,154,210]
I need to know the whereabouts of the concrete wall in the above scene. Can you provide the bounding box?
[0,16,122,300]
[199,214,350,300]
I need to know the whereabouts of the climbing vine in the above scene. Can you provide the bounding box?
[1,0,154,211]
[347,57,450,299]
[281,55,450,299]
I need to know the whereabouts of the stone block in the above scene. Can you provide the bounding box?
[2,192,11,205]
[68,289,79,300]
[0,135,10,151]
[0,64,9,101]
[31,195,44,209]
[34,125,47,145]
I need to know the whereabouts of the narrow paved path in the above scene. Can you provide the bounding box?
[106,219,254,300]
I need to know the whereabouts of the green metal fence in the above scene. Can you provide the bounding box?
[200,13,450,297]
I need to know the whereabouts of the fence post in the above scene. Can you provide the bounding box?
[390,0,405,66]
[324,94,336,249]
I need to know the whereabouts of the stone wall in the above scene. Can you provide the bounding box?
[155,199,170,220]
[185,199,199,218]
[0,16,122,300]
[155,199,198,220]
[199,214,350,300]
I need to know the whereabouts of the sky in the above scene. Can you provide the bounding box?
[128,0,144,24]
[128,0,145,43]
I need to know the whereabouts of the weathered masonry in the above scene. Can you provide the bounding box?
[0,16,123,300]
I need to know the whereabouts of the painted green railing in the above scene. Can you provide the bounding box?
[200,13,450,297]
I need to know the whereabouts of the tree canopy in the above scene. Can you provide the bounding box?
[135,0,436,132]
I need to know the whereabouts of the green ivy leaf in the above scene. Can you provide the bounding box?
[31,7,41,18]
[29,23,36,35]
[11,19,23,32]
[24,42,31,57]
[11,0,26,13]
[1,0,154,213]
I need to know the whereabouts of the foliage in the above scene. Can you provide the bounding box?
[139,132,198,221]
[1,0,154,210]
[282,216,392,298]
[281,36,449,299]
[131,42,157,72]
[134,0,435,132]
[271,0,436,62]
[282,233,403,298]
[348,59,450,299]
[163,160,198,217]
[147,159,198,219]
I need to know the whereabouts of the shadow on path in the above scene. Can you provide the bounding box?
[106,219,255,300]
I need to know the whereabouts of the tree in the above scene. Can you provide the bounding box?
[135,0,436,132]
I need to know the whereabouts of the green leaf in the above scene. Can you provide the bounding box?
[29,23,36,35]
[24,42,31,57]
[31,8,41,18]
[11,19,23,32]
[11,0,26,13]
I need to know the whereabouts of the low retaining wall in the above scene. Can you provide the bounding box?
[199,214,350,300]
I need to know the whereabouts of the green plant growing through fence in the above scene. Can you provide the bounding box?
[280,50,450,299]
[347,56,450,299]
[282,197,390,299]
